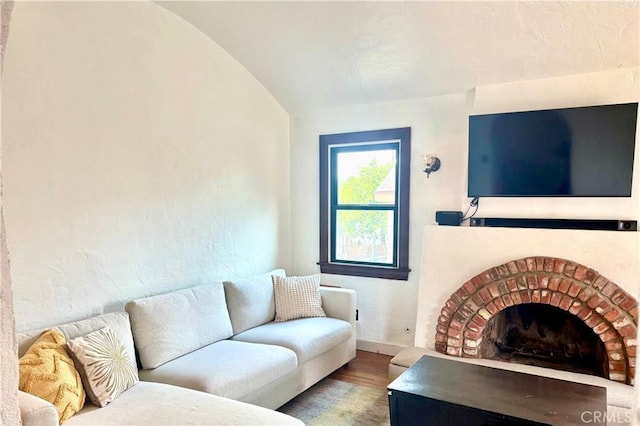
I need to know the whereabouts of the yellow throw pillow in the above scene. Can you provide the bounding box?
[19,329,86,423]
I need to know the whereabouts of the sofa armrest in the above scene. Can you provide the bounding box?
[19,391,59,426]
[320,287,356,327]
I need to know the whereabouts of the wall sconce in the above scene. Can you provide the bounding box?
[422,154,441,178]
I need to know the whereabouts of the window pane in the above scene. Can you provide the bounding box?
[335,210,394,265]
[336,149,396,205]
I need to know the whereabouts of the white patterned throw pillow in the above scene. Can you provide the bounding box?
[273,274,326,322]
[67,326,139,407]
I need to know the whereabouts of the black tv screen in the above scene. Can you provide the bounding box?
[468,103,638,197]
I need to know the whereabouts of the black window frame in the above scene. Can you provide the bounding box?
[319,127,411,280]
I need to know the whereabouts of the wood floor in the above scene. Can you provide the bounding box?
[329,350,393,389]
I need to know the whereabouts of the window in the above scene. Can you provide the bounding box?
[319,127,411,280]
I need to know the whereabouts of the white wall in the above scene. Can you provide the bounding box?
[471,68,640,219]
[2,1,290,332]
[290,67,639,353]
[290,93,471,352]
[0,206,18,425]
[1,1,19,422]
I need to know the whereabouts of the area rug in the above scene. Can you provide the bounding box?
[278,378,390,426]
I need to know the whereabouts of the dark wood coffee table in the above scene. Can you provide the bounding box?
[387,355,606,425]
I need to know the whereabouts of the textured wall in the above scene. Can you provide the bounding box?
[2,1,290,332]
[1,0,19,423]
[290,93,470,350]
[0,210,18,425]
[1,0,19,424]
[290,67,639,353]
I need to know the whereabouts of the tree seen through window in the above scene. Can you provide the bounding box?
[336,156,395,264]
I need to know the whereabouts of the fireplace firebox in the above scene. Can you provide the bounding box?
[481,303,608,378]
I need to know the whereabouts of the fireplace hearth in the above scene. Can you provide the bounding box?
[434,256,637,384]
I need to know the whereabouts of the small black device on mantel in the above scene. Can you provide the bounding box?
[436,211,463,226]
[467,102,638,197]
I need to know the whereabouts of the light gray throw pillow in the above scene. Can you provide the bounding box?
[67,326,139,407]
[273,274,326,322]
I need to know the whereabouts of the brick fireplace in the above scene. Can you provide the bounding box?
[434,256,638,384]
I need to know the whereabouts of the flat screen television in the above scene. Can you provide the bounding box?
[468,102,638,197]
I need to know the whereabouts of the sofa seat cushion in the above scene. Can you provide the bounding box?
[138,340,297,401]
[232,317,352,364]
[126,282,233,369]
[64,381,303,425]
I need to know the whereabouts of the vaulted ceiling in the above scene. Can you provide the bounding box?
[159,1,639,114]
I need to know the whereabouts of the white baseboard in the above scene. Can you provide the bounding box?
[356,340,406,356]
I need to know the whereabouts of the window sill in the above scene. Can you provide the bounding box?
[318,262,410,281]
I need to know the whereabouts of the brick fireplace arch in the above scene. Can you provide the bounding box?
[435,256,637,384]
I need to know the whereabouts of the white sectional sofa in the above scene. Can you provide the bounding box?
[18,311,304,426]
[126,270,357,409]
[17,270,356,425]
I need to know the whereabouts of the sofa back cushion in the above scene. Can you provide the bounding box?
[223,269,285,334]
[17,311,137,370]
[126,282,233,369]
